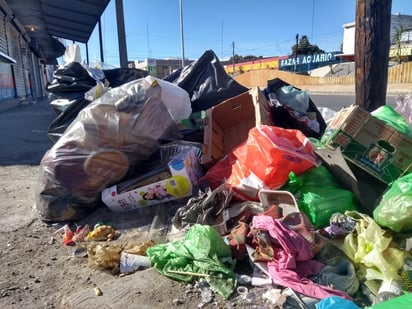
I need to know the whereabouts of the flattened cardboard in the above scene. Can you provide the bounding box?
[315,147,387,215]
[321,104,412,184]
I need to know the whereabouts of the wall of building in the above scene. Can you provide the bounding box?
[0,1,47,106]
[341,14,412,60]
[134,58,188,79]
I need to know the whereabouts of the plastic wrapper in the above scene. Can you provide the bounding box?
[163,50,248,112]
[202,125,320,201]
[35,78,181,222]
[373,173,412,233]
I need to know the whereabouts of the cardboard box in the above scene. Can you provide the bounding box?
[321,104,412,184]
[315,147,388,215]
[102,147,204,211]
[202,87,273,166]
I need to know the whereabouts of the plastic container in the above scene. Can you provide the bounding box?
[258,190,298,216]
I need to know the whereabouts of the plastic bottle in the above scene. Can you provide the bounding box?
[375,279,403,303]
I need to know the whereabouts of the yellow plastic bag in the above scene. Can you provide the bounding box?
[338,211,405,286]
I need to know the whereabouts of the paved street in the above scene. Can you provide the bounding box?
[310,93,399,111]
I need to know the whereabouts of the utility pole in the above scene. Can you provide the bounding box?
[355,0,392,112]
[232,41,235,74]
[179,0,185,68]
[115,0,128,68]
[294,33,299,72]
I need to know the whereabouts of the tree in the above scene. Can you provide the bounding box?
[291,35,324,56]
[228,54,262,63]
[394,25,405,64]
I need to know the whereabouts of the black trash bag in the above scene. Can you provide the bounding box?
[47,62,97,93]
[264,78,327,139]
[47,97,92,144]
[103,67,148,88]
[47,66,148,143]
[35,78,181,222]
[164,50,248,112]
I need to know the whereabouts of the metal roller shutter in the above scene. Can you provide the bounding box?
[0,12,16,100]
[8,25,26,98]
[0,11,7,53]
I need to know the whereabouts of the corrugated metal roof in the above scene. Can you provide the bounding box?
[7,0,110,63]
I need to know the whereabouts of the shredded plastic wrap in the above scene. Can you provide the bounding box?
[35,78,181,222]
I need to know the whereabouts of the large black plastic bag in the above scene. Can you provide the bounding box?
[47,62,97,94]
[35,78,181,222]
[47,64,148,143]
[163,50,248,112]
[264,78,327,139]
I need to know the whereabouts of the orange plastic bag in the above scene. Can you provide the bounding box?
[202,125,320,201]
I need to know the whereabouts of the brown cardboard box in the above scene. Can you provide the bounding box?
[202,87,273,166]
[321,104,412,184]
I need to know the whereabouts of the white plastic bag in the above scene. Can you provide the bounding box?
[63,44,82,64]
[145,76,191,123]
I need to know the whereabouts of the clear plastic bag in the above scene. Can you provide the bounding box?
[35,78,181,222]
[275,85,309,113]
[373,173,412,233]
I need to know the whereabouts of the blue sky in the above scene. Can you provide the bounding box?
[76,0,412,67]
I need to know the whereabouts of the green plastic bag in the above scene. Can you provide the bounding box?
[366,293,412,308]
[300,189,358,229]
[282,165,359,229]
[146,224,236,299]
[373,173,412,233]
[371,105,412,138]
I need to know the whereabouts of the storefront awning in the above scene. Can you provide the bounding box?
[7,0,110,63]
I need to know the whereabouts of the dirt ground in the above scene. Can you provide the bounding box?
[0,101,204,309]
[1,86,411,309]
[0,99,267,309]
[0,164,221,309]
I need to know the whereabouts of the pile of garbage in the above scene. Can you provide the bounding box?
[35,49,412,308]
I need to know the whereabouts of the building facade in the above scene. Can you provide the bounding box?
[133,58,192,79]
[339,14,412,62]
[0,1,49,106]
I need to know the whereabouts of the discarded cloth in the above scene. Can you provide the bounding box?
[252,215,351,300]
[311,258,360,296]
